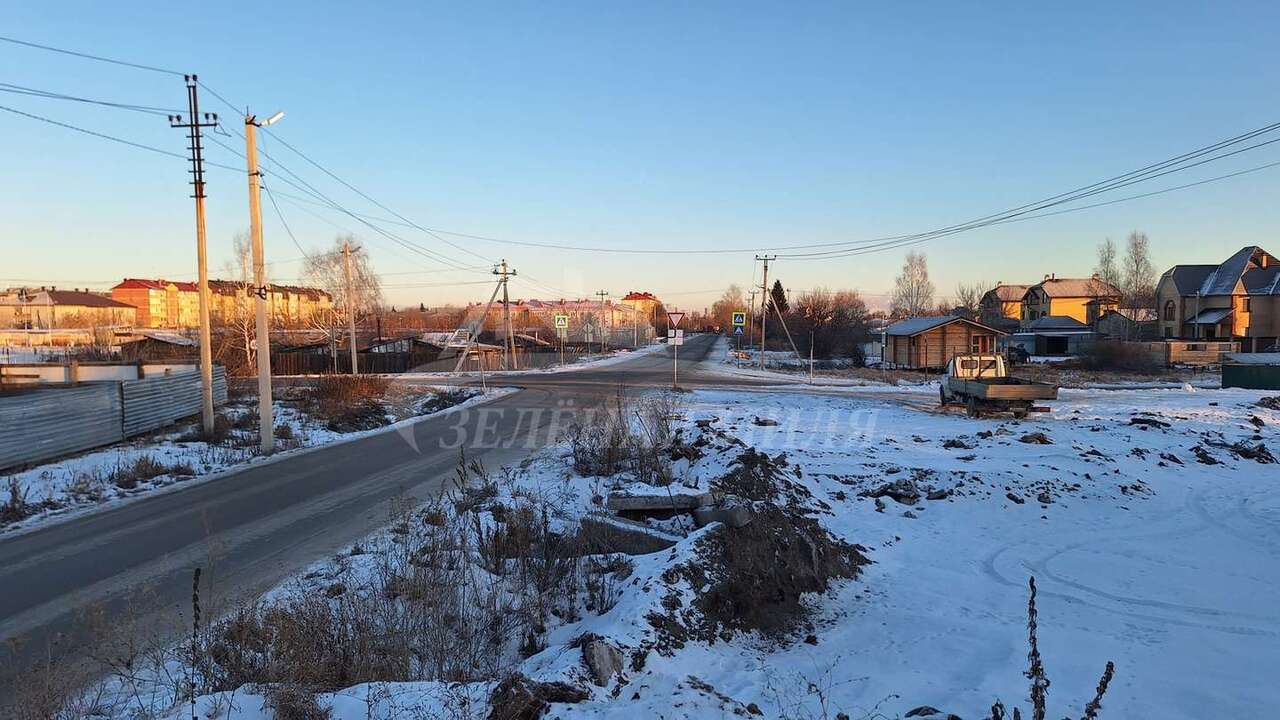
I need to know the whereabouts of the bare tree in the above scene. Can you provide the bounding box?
[1094,238,1120,289]
[220,233,256,373]
[709,284,746,330]
[891,251,935,318]
[1121,231,1156,309]
[954,281,987,317]
[302,235,386,342]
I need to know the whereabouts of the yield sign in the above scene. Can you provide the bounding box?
[667,312,686,328]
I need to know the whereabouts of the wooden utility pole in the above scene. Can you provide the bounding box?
[596,290,610,353]
[342,241,359,374]
[755,255,775,370]
[494,260,518,369]
[169,76,218,434]
[244,111,283,453]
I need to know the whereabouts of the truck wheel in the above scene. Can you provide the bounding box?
[1013,409,1027,419]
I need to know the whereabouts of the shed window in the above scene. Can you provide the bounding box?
[1163,300,1176,321]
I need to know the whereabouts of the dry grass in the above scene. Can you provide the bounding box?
[563,387,680,485]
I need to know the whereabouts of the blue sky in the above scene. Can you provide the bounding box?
[3,1,1280,311]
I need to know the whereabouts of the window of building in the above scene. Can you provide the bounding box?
[1163,300,1175,321]
[1243,298,1252,313]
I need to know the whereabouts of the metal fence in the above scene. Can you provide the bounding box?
[0,367,227,471]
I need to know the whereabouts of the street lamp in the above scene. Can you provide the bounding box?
[244,109,284,453]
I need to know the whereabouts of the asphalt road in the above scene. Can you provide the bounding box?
[0,333,744,687]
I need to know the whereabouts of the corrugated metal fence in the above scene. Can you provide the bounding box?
[0,368,227,470]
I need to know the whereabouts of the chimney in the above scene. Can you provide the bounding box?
[1043,274,1050,282]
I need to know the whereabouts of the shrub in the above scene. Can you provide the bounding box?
[1076,341,1164,374]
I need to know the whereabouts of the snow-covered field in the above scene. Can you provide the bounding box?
[0,385,512,536]
[144,381,1280,720]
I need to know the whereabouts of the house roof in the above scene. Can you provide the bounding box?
[1188,308,1233,325]
[1027,277,1121,299]
[883,315,1002,337]
[983,284,1029,303]
[113,278,199,292]
[1197,246,1278,296]
[1023,315,1092,333]
[622,291,660,302]
[1160,265,1216,295]
[1242,266,1280,296]
[31,290,135,309]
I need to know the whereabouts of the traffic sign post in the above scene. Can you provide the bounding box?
[667,313,685,388]
[554,315,569,366]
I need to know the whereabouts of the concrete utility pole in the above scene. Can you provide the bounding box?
[168,76,219,435]
[342,241,359,374]
[755,255,776,370]
[596,290,610,354]
[494,260,518,369]
[244,110,284,453]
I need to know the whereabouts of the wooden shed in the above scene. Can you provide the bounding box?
[882,316,1003,370]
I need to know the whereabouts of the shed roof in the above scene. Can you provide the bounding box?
[883,315,1001,337]
[1024,315,1092,333]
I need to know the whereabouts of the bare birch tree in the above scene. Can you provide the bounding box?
[219,233,256,373]
[1094,238,1121,289]
[302,235,386,344]
[1121,231,1156,309]
[891,251,935,317]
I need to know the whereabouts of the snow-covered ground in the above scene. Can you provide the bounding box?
[0,385,513,536]
[142,381,1280,720]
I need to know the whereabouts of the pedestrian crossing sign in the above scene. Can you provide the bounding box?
[732,326,744,335]
[732,311,746,327]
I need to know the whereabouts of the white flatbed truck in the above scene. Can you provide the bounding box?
[940,354,1058,418]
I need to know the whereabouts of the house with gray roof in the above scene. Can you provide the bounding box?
[1155,246,1280,351]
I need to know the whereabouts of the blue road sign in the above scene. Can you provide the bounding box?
[732,326,744,335]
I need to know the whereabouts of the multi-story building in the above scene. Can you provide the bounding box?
[620,291,665,326]
[1020,275,1121,326]
[6,288,137,329]
[111,279,200,328]
[113,278,332,328]
[1156,245,1279,350]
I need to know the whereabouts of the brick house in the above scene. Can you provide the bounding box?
[1020,275,1121,326]
[1155,246,1279,351]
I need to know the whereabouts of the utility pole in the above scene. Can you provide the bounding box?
[755,255,775,370]
[244,110,284,453]
[169,76,218,435]
[596,290,610,354]
[342,241,359,374]
[494,260,518,369]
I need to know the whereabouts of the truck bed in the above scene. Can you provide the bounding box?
[948,377,1058,401]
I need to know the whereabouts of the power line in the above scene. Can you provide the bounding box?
[261,128,495,264]
[0,82,183,115]
[0,34,185,76]
[776,134,1280,261]
[0,102,243,167]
